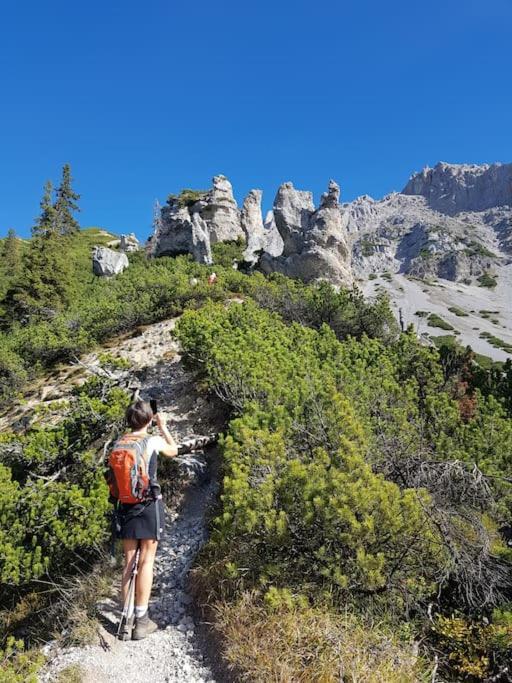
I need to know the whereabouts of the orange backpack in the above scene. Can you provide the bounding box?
[107,435,150,504]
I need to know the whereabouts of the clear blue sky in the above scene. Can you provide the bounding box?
[1,0,511,240]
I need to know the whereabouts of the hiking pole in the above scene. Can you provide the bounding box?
[117,543,140,639]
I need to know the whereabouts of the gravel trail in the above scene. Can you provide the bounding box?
[39,319,226,683]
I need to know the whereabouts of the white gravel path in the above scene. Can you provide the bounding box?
[39,319,225,683]
[40,479,219,683]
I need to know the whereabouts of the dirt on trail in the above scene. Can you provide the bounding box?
[34,319,229,683]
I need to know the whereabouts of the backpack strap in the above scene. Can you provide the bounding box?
[114,434,149,453]
[134,436,150,463]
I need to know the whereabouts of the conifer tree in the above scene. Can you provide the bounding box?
[2,181,73,324]
[32,181,57,238]
[54,163,80,235]
[2,228,21,275]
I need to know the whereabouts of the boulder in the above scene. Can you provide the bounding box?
[92,246,129,277]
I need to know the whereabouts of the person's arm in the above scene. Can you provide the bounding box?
[155,412,178,457]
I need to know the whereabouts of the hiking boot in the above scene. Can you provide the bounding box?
[132,613,158,640]
[119,615,134,641]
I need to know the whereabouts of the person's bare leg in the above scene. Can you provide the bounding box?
[135,539,158,607]
[121,539,139,606]
[132,539,159,639]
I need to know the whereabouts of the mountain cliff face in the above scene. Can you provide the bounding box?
[347,191,510,282]
[346,163,512,362]
[402,161,512,214]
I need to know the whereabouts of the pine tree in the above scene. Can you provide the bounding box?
[2,229,21,275]
[54,163,80,235]
[2,182,74,325]
[32,181,57,238]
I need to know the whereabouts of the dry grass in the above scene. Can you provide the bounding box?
[57,554,119,646]
[211,593,429,683]
[0,552,119,654]
[54,664,84,682]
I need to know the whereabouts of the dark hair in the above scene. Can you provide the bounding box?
[126,400,153,430]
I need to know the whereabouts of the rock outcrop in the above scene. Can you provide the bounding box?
[273,182,315,255]
[120,233,140,252]
[241,190,284,265]
[403,162,512,215]
[199,175,243,244]
[262,210,285,257]
[146,162,511,291]
[148,175,244,262]
[148,198,213,264]
[92,246,129,277]
[261,180,353,287]
[240,190,265,265]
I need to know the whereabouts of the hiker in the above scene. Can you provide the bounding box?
[108,400,178,641]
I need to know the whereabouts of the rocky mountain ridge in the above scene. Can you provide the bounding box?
[402,161,512,214]
[148,162,512,287]
[145,162,512,361]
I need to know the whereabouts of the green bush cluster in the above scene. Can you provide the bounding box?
[0,377,129,590]
[0,637,43,683]
[477,272,498,288]
[0,227,398,406]
[0,368,130,675]
[177,301,512,677]
[427,312,454,330]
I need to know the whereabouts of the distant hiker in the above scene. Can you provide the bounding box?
[107,400,178,641]
[207,272,217,286]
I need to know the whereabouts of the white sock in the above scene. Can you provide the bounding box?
[135,605,148,619]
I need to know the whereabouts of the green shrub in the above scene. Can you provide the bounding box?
[360,238,376,256]
[448,306,468,317]
[464,240,496,258]
[480,332,512,354]
[433,612,512,680]
[427,313,454,331]
[0,376,129,589]
[177,303,446,607]
[430,334,458,349]
[166,188,207,207]
[211,237,245,267]
[0,344,27,405]
[477,272,498,288]
[0,637,44,683]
